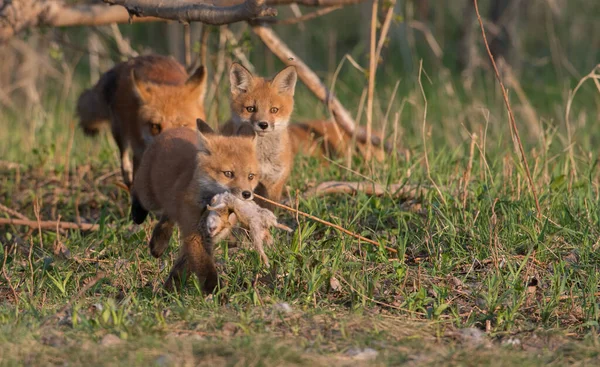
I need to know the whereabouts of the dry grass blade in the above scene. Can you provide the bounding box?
[253,194,397,253]
[473,0,541,218]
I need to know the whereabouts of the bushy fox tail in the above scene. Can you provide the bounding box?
[76,68,118,136]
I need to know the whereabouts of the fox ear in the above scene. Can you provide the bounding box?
[229,63,253,95]
[196,131,212,156]
[272,66,297,96]
[196,118,214,134]
[186,65,207,102]
[130,69,151,103]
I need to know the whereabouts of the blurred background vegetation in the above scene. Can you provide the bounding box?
[1,0,599,159]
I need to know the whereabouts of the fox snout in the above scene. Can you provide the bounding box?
[230,188,254,200]
[251,120,273,133]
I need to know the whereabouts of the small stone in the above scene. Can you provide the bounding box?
[154,355,170,367]
[100,334,122,347]
[329,277,341,291]
[222,322,238,337]
[345,348,378,360]
[502,337,521,347]
[273,302,292,314]
[458,327,486,346]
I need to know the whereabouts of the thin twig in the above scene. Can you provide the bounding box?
[41,272,106,327]
[0,203,28,221]
[374,0,396,66]
[0,218,99,231]
[275,5,342,25]
[473,0,541,218]
[253,194,396,253]
[365,0,378,160]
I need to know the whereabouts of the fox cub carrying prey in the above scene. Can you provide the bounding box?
[130,127,259,292]
[220,63,298,208]
[77,54,207,188]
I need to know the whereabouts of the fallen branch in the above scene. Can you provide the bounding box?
[103,0,277,25]
[474,0,541,218]
[0,217,99,231]
[0,203,28,221]
[252,24,389,153]
[254,194,396,254]
[303,181,426,198]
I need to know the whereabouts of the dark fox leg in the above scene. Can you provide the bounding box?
[130,194,149,224]
[164,232,217,293]
[149,215,174,258]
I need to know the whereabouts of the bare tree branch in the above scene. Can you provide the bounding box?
[0,1,159,43]
[1,0,366,43]
[103,0,278,25]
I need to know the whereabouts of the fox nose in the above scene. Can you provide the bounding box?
[257,122,269,130]
[242,190,253,200]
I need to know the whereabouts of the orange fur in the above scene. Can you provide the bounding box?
[220,64,297,209]
[130,127,259,292]
[77,54,207,187]
[289,120,385,161]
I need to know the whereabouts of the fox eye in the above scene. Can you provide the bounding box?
[248,173,255,181]
[246,106,256,113]
[223,171,234,178]
[150,123,162,136]
[270,107,279,114]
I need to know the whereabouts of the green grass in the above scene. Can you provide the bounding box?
[1,63,600,366]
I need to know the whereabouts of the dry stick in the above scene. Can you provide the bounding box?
[184,23,192,68]
[222,27,255,73]
[473,0,541,218]
[374,0,396,66]
[0,218,100,232]
[2,248,19,302]
[365,0,378,161]
[199,25,210,67]
[275,5,342,25]
[253,194,397,254]
[41,272,106,327]
[0,203,28,221]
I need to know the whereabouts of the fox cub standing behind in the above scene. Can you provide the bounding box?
[77,54,207,188]
[130,127,259,292]
[220,63,298,208]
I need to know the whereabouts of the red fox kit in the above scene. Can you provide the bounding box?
[77,54,207,188]
[220,63,297,208]
[130,127,259,292]
[289,120,386,161]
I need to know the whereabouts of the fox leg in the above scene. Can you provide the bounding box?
[164,232,217,293]
[149,215,174,258]
[130,193,149,224]
[110,117,134,188]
